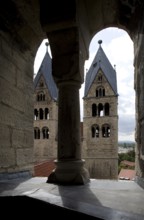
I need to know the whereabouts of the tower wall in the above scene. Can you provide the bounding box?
[34,75,58,163]
[83,68,118,179]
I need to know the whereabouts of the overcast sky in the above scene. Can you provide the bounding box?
[34,27,135,142]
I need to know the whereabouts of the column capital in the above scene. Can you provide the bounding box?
[46,27,86,85]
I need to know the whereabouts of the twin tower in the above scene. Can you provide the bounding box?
[34,40,118,179]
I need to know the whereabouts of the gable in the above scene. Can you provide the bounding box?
[84,44,118,97]
[34,75,53,101]
[87,69,116,98]
[35,75,47,90]
[34,52,58,101]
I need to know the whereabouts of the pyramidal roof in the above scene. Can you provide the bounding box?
[84,40,118,97]
[34,49,58,101]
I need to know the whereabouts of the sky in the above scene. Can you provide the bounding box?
[34,27,135,142]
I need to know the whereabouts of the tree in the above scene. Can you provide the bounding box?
[118,149,135,173]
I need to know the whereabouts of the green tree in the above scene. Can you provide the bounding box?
[118,149,135,173]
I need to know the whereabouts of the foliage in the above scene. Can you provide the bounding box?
[118,149,135,173]
[118,150,135,164]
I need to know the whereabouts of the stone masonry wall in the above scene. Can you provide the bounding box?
[0,32,34,175]
[134,33,144,179]
[34,76,58,163]
[83,70,118,179]
[33,101,58,162]
[85,158,118,179]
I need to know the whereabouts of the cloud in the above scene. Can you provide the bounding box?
[104,34,134,65]
[119,114,135,133]
[118,114,135,141]
[118,96,135,115]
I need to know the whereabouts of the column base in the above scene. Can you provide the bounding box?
[47,159,90,185]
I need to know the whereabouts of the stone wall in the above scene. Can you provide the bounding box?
[134,33,144,181]
[0,0,144,185]
[0,32,35,175]
[33,76,58,163]
[83,70,118,179]
[85,158,118,179]
[33,101,58,162]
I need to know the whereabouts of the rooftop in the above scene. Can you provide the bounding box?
[34,50,58,101]
[84,40,117,97]
[118,169,136,181]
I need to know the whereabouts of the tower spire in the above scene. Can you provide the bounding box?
[45,42,49,52]
[98,40,102,47]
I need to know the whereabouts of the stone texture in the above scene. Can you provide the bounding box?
[33,75,58,163]
[83,69,118,179]
[0,0,143,186]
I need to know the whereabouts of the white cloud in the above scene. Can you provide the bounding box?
[118,114,135,141]
[104,34,134,65]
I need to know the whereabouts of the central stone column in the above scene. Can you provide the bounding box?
[58,82,81,161]
[48,81,89,184]
[46,27,90,185]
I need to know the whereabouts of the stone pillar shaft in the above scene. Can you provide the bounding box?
[46,27,90,185]
[58,82,81,161]
[47,81,90,184]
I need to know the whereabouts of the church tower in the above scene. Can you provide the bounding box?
[33,43,58,163]
[83,40,118,179]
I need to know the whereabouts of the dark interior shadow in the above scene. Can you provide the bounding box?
[0,195,102,219]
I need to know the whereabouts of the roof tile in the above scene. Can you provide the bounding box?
[34,52,58,100]
[84,44,118,96]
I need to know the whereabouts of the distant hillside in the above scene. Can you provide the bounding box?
[118,141,135,148]
[118,141,135,144]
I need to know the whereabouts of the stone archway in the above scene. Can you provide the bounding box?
[39,0,144,185]
[0,0,144,186]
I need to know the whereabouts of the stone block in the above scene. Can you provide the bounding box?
[0,148,15,168]
[16,148,34,166]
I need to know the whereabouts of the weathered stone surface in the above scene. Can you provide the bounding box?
[83,68,118,179]
[0,0,143,185]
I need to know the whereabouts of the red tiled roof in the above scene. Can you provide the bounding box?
[118,169,136,181]
[34,160,56,177]
[120,160,135,167]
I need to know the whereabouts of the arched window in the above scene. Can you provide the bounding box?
[91,124,99,138]
[96,86,105,97]
[99,88,102,96]
[92,126,95,138]
[45,108,49,119]
[96,89,98,97]
[92,104,97,116]
[98,75,102,82]
[37,91,45,101]
[34,108,38,120]
[98,103,104,116]
[102,124,110,138]
[34,127,40,139]
[105,103,110,116]
[42,127,49,139]
[39,108,43,120]
[39,81,44,87]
